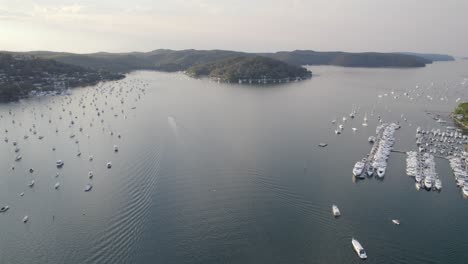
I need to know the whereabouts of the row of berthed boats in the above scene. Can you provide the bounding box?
[448,155,468,197]
[416,126,468,157]
[406,151,442,191]
[353,123,400,179]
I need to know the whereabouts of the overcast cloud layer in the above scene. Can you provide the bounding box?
[1,0,467,55]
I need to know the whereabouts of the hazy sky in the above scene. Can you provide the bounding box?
[1,0,467,55]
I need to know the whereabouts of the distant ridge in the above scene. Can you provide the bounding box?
[3,49,434,73]
[396,52,455,62]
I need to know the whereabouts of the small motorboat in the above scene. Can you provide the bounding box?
[19,192,24,197]
[0,205,9,213]
[415,182,421,190]
[107,162,112,169]
[15,155,22,161]
[22,215,28,223]
[28,180,35,187]
[89,155,94,161]
[114,145,119,152]
[84,184,93,192]
[54,182,60,189]
[88,171,94,179]
[332,204,341,217]
[463,185,468,197]
[56,160,64,168]
[368,136,376,143]
[392,219,400,225]
[318,143,328,147]
[352,238,367,259]
[377,166,386,178]
[434,179,442,190]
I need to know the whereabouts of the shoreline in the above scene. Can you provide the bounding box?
[451,113,468,130]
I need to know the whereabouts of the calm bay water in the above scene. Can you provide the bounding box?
[0,61,467,264]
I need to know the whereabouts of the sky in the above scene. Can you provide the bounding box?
[1,0,467,56]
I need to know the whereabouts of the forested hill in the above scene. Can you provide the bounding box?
[9,49,436,73]
[186,56,312,83]
[0,53,123,102]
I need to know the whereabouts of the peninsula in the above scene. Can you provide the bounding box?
[0,53,123,102]
[454,102,468,128]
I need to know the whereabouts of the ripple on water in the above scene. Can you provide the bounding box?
[84,141,162,264]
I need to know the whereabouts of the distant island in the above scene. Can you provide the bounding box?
[5,49,441,74]
[454,102,468,128]
[0,53,123,102]
[186,56,312,83]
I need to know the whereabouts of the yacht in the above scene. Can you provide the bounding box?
[424,177,433,190]
[84,184,93,192]
[0,205,9,213]
[415,182,421,190]
[332,204,341,217]
[434,179,442,190]
[56,160,64,168]
[352,238,367,259]
[366,165,374,176]
[463,185,468,197]
[415,174,422,183]
[353,161,365,177]
[377,166,386,178]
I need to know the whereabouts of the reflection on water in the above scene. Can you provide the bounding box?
[0,61,467,264]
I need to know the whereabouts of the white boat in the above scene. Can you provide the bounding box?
[22,215,28,223]
[353,161,365,177]
[463,185,468,197]
[352,238,367,259]
[0,205,9,213]
[366,165,374,176]
[377,166,386,178]
[15,155,22,161]
[84,184,93,192]
[415,182,421,190]
[56,160,64,167]
[434,179,442,190]
[28,180,35,187]
[114,145,119,152]
[54,182,60,189]
[424,177,433,190]
[107,162,112,168]
[352,127,357,132]
[392,219,400,225]
[332,204,341,217]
